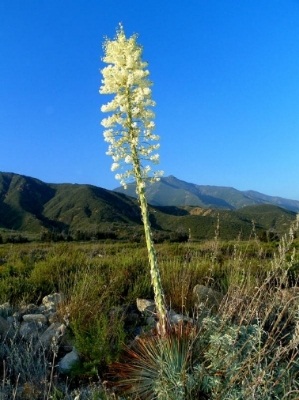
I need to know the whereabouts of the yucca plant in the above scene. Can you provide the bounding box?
[108,323,206,400]
[100,24,168,335]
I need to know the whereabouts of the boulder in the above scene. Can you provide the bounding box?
[1,295,77,386]
[58,348,80,373]
[42,293,64,310]
[193,285,223,312]
[136,298,155,314]
[37,322,66,349]
[0,315,14,339]
[0,302,13,318]
[22,314,47,324]
[19,303,39,316]
[19,321,42,340]
[169,309,192,324]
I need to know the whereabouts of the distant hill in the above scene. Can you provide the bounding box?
[0,172,142,235]
[115,175,299,212]
[0,172,296,241]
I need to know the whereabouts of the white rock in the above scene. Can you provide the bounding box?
[42,293,64,310]
[136,298,155,313]
[22,314,47,324]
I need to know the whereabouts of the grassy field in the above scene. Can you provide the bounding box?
[0,227,299,399]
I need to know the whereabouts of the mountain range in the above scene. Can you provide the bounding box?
[0,171,297,241]
[115,175,299,212]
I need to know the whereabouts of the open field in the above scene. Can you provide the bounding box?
[0,231,299,399]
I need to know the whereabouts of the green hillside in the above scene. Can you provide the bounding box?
[0,172,143,237]
[153,204,295,241]
[0,172,296,242]
[43,184,141,230]
[0,172,55,231]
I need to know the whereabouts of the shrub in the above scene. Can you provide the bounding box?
[108,225,299,399]
[109,283,299,399]
[61,266,127,376]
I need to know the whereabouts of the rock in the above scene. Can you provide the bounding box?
[23,314,48,324]
[1,292,80,395]
[136,298,155,314]
[42,293,64,310]
[145,316,156,328]
[19,321,42,340]
[58,348,80,373]
[37,322,66,349]
[0,315,14,339]
[0,302,13,318]
[193,285,223,312]
[169,309,193,324]
[48,312,59,324]
[19,303,39,316]
[6,315,18,326]
[12,311,21,322]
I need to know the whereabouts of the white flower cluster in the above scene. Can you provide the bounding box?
[100,24,163,188]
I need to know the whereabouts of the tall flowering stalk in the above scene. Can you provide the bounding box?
[100,25,168,336]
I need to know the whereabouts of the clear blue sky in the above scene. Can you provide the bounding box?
[1,0,299,200]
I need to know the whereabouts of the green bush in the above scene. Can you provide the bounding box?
[62,266,127,376]
[110,292,299,399]
[70,311,126,376]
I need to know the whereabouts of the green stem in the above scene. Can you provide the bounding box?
[134,156,168,336]
[125,88,168,336]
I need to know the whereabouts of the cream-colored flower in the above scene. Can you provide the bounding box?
[111,162,119,171]
[100,24,167,336]
[100,24,162,186]
[124,155,132,164]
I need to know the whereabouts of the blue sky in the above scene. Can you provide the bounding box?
[1,0,299,200]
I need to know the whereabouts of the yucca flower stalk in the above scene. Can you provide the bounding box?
[100,25,168,336]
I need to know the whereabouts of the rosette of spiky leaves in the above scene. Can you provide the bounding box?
[108,323,206,400]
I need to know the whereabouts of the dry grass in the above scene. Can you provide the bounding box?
[0,217,298,398]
